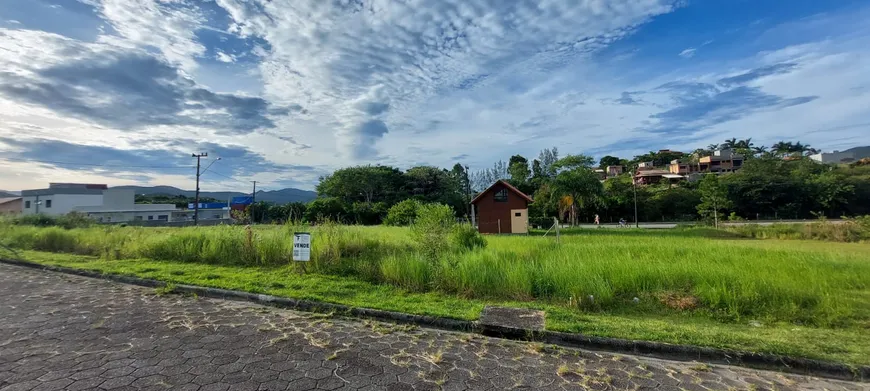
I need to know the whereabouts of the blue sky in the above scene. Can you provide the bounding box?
[1,0,869,191]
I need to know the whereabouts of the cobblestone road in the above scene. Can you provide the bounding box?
[0,264,866,391]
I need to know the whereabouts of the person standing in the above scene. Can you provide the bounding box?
[594,214,600,225]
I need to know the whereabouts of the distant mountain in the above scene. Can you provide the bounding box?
[0,190,20,198]
[114,185,316,204]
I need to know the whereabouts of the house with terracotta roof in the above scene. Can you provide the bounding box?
[470,180,533,234]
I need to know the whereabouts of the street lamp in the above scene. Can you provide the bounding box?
[632,165,639,228]
[192,154,221,226]
[202,157,222,174]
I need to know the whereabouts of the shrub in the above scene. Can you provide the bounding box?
[349,201,388,225]
[410,203,455,260]
[32,227,78,253]
[12,214,58,227]
[383,199,421,226]
[450,224,486,251]
[305,197,349,223]
[57,212,94,229]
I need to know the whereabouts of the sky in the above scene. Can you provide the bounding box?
[1,0,869,192]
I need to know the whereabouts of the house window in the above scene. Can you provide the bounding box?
[515,212,522,217]
[494,189,508,202]
[148,216,154,221]
[45,200,52,208]
[25,201,31,208]
[734,160,743,167]
[157,215,168,221]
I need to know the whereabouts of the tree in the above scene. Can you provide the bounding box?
[552,154,595,171]
[537,147,560,177]
[771,140,815,157]
[552,167,603,226]
[697,174,731,227]
[305,197,349,223]
[598,155,621,168]
[383,199,421,226]
[249,201,273,224]
[508,155,531,183]
[752,145,768,157]
[809,172,854,217]
[405,166,465,215]
[632,150,685,167]
[470,160,509,191]
[349,201,388,225]
[316,165,404,205]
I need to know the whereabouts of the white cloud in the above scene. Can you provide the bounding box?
[2,1,870,192]
[215,50,236,63]
[679,48,696,58]
[214,0,678,159]
[88,0,206,71]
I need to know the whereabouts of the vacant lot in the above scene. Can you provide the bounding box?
[2,223,869,365]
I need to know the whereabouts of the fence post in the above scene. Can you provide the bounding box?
[498,219,501,234]
[554,217,560,244]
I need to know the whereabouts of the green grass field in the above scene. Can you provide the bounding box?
[2,223,869,365]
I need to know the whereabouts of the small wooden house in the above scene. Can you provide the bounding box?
[471,180,533,234]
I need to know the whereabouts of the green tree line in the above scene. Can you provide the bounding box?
[244,139,870,225]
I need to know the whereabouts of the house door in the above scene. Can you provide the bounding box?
[510,209,528,234]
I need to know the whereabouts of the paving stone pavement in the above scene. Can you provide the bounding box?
[0,264,866,391]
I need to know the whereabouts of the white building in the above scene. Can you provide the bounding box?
[74,189,179,223]
[20,183,231,223]
[809,146,870,164]
[21,183,107,216]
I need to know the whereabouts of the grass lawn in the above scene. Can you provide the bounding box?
[2,223,870,366]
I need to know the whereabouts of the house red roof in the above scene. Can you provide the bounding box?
[470,180,533,204]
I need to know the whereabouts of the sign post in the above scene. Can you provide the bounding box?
[293,232,311,274]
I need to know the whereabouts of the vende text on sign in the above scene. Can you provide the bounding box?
[293,232,311,262]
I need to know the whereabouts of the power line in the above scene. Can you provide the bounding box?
[202,170,250,185]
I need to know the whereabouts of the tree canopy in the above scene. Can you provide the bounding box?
[244,138,869,226]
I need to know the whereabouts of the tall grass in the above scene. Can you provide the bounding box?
[2,221,869,327]
[725,217,870,242]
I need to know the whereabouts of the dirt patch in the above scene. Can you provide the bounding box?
[657,292,700,311]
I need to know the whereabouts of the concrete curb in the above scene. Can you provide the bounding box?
[2,257,867,382]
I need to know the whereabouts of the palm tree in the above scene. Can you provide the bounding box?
[723,138,738,149]
[553,168,604,226]
[772,141,793,156]
[558,195,576,226]
[752,145,768,156]
[735,138,753,149]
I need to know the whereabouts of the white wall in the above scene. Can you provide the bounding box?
[21,194,103,216]
[810,146,870,163]
[87,211,174,223]
[102,189,135,209]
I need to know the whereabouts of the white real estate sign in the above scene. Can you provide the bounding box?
[293,232,311,262]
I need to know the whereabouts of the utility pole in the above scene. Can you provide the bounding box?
[251,181,257,224]
[251,181,257,204]
[632,166,639,228]
[192,153,207,226]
